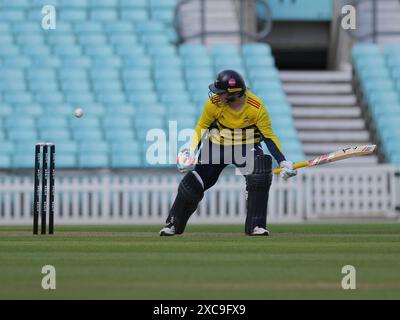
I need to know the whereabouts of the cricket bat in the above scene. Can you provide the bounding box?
[274,145,377,174]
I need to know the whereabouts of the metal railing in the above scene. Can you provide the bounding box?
[174,0,273,44]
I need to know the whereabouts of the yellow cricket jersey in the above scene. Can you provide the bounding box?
[191,91,286,163]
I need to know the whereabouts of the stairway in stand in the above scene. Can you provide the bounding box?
[280,70,378,166]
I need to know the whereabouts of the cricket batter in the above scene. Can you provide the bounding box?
[160,70,297,236]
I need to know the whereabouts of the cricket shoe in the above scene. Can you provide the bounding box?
[250,226,270,236]
[159,223,175,236]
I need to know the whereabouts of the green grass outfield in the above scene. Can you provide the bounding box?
[0,224,400,300]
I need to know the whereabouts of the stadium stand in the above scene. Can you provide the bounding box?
[353,43,400,165]
[258,0,332,21]
[0,0,303,169]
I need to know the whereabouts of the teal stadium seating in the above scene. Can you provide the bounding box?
[258,0,332,21]
[0,0,303,169]
[353,43,400,165]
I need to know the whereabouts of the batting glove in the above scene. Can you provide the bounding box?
[177,148,196,173]
[279,160,297,181]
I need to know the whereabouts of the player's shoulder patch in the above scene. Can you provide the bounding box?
[247,96,261,109]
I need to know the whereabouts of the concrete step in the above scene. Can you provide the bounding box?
[178,0,240,44]
[288,95,357,106]
[377,35,400,45]
[303,155,379,166]
[303,143,375,155]
[204,0,238,11]
[280,71,352,83]
[358,0,400,11]
[357,19,400,33]
[180,1,237,12]
[298,131,370,142]
[204,36,241,45]
[283,83,353,94]
[295,119,365,130]
[293,107,361,118]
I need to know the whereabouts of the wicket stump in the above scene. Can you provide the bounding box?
[33,143,55,235]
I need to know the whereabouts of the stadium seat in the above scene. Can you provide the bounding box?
[147,45,177,57]
[136,21,165,34]
[12,154,35,169]
[151,9,175,25]
[129,93,159,104]
[79,152,109,168]
[105,105,136,116]
[122,56,152,68]
[7,129,38,141]
[90,9,118,21]
[0,155,11,168]
[352,43,381,57]
[73,130,103,141]
[211,45,240,57]
[243,56,275,68]
[156,81,186,93]
[167,104,198,117]
[124,80,154,92]
[122,68,151,81]
[134,104,165,118]
[0,141,15,154]
[0,9,25,21]
[70,116,100,129]
[66,92,95,105]
[109,34,137,46]
[0,81,27,92]
[104,22,135,33]
[31,56,62,68]
[61,80,91,93]
[105,129,136,141]
[103,116,132,129]
[40,129,71,141]
[53,45,82,57]
[3,56,31,68]
[85,45,114,57]
[44,105,73,116]
[5,93,34,105]
[59,9,87,21]
[96,93,126,105]
[78,104,106,116]
[47,34,76,46]
[56,154,78,168]
[120,0,147,8]
[79,141,109,153]
[111,154,142,168]
[55,141,78,153]
[134,116,165,130]
[13,104,43,116]
[92,80,122,93]
[179,44,208,57]
[0,105,12,116]
[154,68,183,81]
[59,69,88,81]
[242,43,272,56]
[121,9,149,22]
[111,141,141,154]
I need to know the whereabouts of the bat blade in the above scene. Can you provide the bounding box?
[274,145,377,174]
[308,145,376,167]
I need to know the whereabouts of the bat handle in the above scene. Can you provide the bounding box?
[273,161,309,175]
